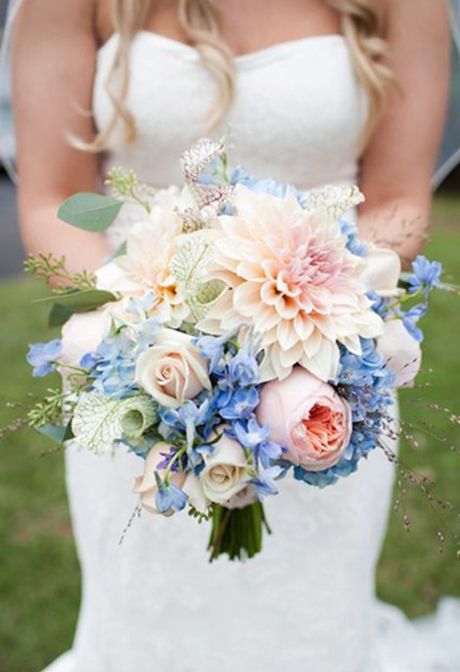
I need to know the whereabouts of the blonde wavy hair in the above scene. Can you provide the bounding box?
[86,0,394,153]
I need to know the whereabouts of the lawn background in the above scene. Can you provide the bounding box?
[1,197,460,671]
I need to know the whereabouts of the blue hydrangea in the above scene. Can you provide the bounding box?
[84,332,137,399]
[230,167,309,208]
[294,338,394,488]
[27,339,62,377]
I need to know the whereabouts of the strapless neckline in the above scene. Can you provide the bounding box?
[99,31,347,70]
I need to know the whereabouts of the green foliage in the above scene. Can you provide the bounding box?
[27,389,66,429]
[57,192,123,232]
[170,234,225,320]
[105,167,153,213]
[71,392,157,454]
[188,505,212,524]
[24,252,96,292]
[42,288,117,327]
[24,253,115,325]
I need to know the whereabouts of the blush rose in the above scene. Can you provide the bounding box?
[256,366,352,471]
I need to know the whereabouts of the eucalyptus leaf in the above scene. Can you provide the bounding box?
[36,288,116,306]
[48,303,75,327]
[43,290,116,326]
[58,193,123,232]
[112,241,128,258]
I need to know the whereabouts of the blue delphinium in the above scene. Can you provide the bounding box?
[193,333,229,374]
[227,347,260,386]
[219,387,259,420]
[155,480,189,514]
[232,417,271,450]
[157,445,189,472]
[407,256,443,296]
[294,338,394,488]
[131,317,162,351]
[232,419,283,468]
[400,304,427,343]
[339,219,367,257]
[159,397,218,460]
[27,339,62,377]
[367,290,390,318]
[251,465,284,498]
[124,291,157,318]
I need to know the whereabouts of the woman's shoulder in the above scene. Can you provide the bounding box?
[380,0,450,40]
[95,0,115,46]
[15,0,99,40]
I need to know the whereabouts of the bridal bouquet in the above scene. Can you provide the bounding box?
[22,139,450,560]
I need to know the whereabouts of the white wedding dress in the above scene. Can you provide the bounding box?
[43,32,460,672]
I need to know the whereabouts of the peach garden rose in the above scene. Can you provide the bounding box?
[256,366,352,472]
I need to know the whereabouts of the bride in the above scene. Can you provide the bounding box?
[10,0,455,670]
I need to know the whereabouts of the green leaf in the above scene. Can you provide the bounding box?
[112,241,127,258]
[57,193,123,232]
[36,288,115,306]
[71,393,157,454]
[38,422,74,445]
[48,303,75,327]
[41,290,116,326]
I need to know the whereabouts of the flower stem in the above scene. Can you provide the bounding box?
[207,501,271,562]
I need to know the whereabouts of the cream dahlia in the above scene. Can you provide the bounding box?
[198,186,383,382]
[96,197,189,327]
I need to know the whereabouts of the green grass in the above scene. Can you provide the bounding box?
[1,197,460,671]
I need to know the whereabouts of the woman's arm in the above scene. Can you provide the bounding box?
[359,0,451,265]
[12,0,111,274]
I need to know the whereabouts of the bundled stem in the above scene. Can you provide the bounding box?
[208,502,271,562]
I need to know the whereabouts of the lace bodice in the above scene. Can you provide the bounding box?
[93,32,367,190]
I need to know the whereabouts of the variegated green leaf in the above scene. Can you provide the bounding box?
[303,184,365,220]
[170,232,224,320]
[71,393,157,454]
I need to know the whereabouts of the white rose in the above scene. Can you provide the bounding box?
[182,472,210,514]
[226,485,258,510]
[132,442,185,516]
[377,319,422,388]
[201,432,249,505]
[135,329,211,408]
[59,309,111,390]
[362,244,402,298]
[60,310,110,368]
